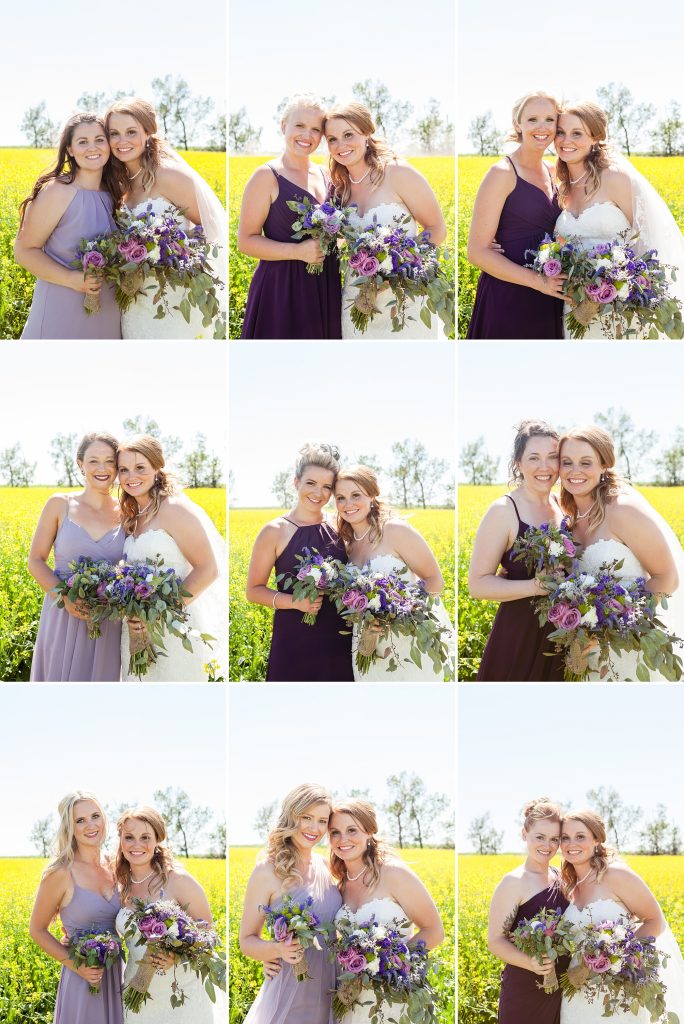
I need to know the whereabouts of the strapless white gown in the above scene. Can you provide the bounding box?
[121,529,218,681]
[351,554,455,681]
[116,907,225,1023]
[342,202,439,339]
[121,198,215,339]
[334,898,413,1024]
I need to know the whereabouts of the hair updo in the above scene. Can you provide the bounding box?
[281,93,327,122]
[508,419,560,487]
[506,91,560,143]
[523,797,562,831]
[76,432,119,466]
[294,442,340,480]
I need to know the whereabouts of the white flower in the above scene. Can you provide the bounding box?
[308,566,322,583]
[380,256,393,272]
[365,957,381,975]
[369,595,382,612]
[167,922,180,938]
[580,607,598,627]
[612,247,627,264]
[538,248,552,264]
[145,574,154,582]
[581,575,596,587]
[547,541,563,557]
[610,959,622,973]
[616,282,630,300]
[147,246,161,264]
[373,926,387,940]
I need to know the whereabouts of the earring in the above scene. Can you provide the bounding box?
[600,473,605,483]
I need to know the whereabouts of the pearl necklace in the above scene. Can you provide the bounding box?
[569,170,588,186]
[346,866,366,882]
[127,167,143,182]
[134,500,153,518]
[131,869,156,885]
[349,168,371,185]
[353,525,371,542]
[575,499,597,520]
[574,868,594,887]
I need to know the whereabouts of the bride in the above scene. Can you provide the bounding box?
[560,808,684,1023]
[334,465,455,681]
[328,798,444,1024]
[559,425,683,680]
[323,102,447,339]
[105,97,226,339]
[554,101,684,339]
[117,434,225,681]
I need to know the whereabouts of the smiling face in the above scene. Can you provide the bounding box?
[523,819,561,866]
[555,113,596,165]
[561,818,597,867]
[281,105,324,157]
[79,440,117,492]
[119,817,158,870]
[329,811,369,862]
[107,112,147,164]
[294,464,335,513]
[73,799,105,849]
[560,438,604,498]
[517,434,559,493]
[291,801,331,854]
[118,449,157,500]
[335,478,372,528]
[325,117,368,166]
[514,98,557,152]
[67,122,110,171]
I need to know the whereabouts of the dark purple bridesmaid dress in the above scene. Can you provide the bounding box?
[477,496,565,681]
[240,166,342,339]
[498,879,568,1024]
[466,157,563,339]
[266,520,353,681]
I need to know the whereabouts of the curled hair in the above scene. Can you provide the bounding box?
[76,432,119,465]
[105,98,170,195]
[19,113,123,226]
[115,806,174,903]
[508,420,560,487]
[335,465,392,550]
[559,426,623,532]
[117,434,178,535]
[506,91,560,143]
[294,442,340,481]
[324,102,396,206]
[281,93,327,123]
[265,784,332,889]
[560,809,615,896]
[522,797,562,831]
[329,799,392,893]
[46,791,107,875]
[556,102,612,209]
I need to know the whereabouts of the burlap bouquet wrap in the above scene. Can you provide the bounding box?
[127,946,158,1001]
[119,267,146,297]
[571,297,600,326]
[127,621,151,658]
[357,624,378,659]
[83,289,101,314]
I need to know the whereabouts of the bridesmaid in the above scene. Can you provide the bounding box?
[246,442,353,681]
[15,113,122,339]
[488,798,568,1024]
[468,420,565,681]
[239,783,341,1023]
[29,432,124,681]
[466,92,564,339]
[238,94,342,339]
[29,792,123,1024]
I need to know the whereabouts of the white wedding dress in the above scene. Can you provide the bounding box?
[351,554,455,682]
[121,198,216,340]
[334,898,413,1024]
[561,898,684,1024]
[342,203,439,339]
[116,907,225,1023]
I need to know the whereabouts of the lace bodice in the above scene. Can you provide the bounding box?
[348,202,417,234]
[125,196,195,231]
[335,897,412,937]
[352,553,417,581]
[563,897,631,931]
[123,528,190,577]
[555,201,631,250]
[579,539,645,582]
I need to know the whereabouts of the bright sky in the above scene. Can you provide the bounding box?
[457,342,684,482]
[0,0,225,146]
[458,684,684,851]
[229,685,455,844]
[229,0,455,152]
[0,685,225,856]
[229,343,455,505]
[457,0,683,151]
[0,343,226,484]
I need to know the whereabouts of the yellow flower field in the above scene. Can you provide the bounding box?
[459,853,684,1024]
[458,484,684,680]
[0,857,225,1024]
[0,486,225,681]
[229,507,455,681]
[0,149,225,339]
[458,155,684,337]
[228,155,455,338]
[230,845,454,1024]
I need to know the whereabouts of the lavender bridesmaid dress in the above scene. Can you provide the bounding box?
[30,510,125,682]
[54,878,123,1024]
[240,166,342,339]
[21,188,121,340]
[244,855,342,1024]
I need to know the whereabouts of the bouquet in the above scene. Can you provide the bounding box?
[72,233,122,314]
[260,894,329,982]
[52,557,118,639]
[536,560,683,681]
[511,520,580,582]
[342,214,454,335]
[121,897,225,1012]
[526,232,684,339]
[277,547,342,624]
[561,915,676,1022]
[66,928,123,995]
[329,914,435,1024]
[287,195,355,274]
[331,563,454,679]
[509,907,576,993]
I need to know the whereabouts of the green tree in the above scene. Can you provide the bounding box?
[272,470,295,507]
[412,99,445,152]
[390,439,448,508]
[179,434,223,487]
[467,813,503,854]
[459,437,499,485]
[229,108,262,153]
[152,787,211,858]
[352,80,413,140]
[50,433,79,487]
[253,801,278,840]
[0,443,36,486]
[585,786,641,851]
[30,816,54,857]
[593,408,656,481]
[651,102,684,156]
[20,102,57,147]
[656,429,684,485]
[596,83,654,157]
[468,112,500,156]
[152,75,213,149]
[638,804,672,855]
[121,417,182,462]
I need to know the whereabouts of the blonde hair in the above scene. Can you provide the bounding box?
[556,102,611,209]
[281,93,326,123]
[46,791,108,874]
[523,797,562,832]
[329,799,391,893]
[265,784,332,889]
[294,442,340,480]
[115,806,174,903]
[117,434,178,535]
[105,97,170,194]
[561,809,615,895]
[324,102,396,206]
[559,426,623,532]
[506,91,560,143]
[335,466,392,550]
[508,420,560,488]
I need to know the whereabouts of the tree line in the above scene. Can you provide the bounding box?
[253,772,453,849]
[0,416,224,488]
[467,83,684,157]
[20,77,225,151]
[459,407,684,486]
[467,786,682,856]
[230,80,454,155]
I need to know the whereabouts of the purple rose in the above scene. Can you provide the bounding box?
[347,953,367,974]
[127,243,148,264]
[547,601,569,625]
[561,607,582,630]
[139,918,168,941]
[349,250,367,269]
[342,589,362,608]
[134,582,153,599]
[83,250,105,270]
[96,581,109,600]
[543,259,562,277]
[585,282,603,299]
[273,916,289,942]
[354,594,369,611]
[297,566,312,581]
[359,256,380,277]
[66,575,76,587]
[562,536,576,556]
[597,282,618,303]
[118,240,136,256]
[584,952,612,973]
